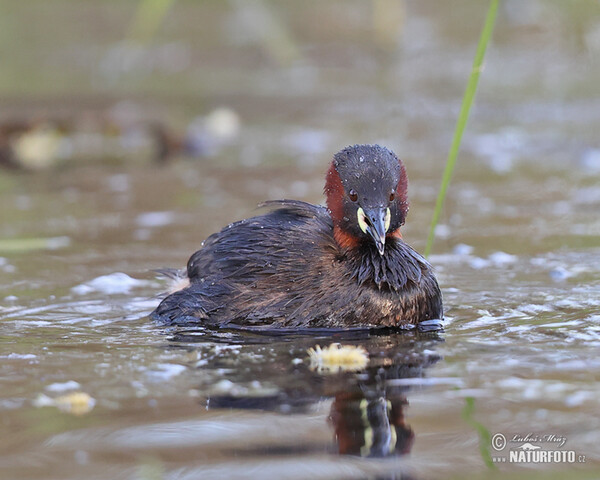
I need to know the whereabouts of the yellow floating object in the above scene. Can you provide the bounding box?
[307,343,369,373]
[34,392,96,416]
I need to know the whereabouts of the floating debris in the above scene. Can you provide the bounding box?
[0,104,241,170]
[11,124,65,170]
[185,107,240,157]
[307,343,369,373]
[34,392,96,416]
[1,117,169,169]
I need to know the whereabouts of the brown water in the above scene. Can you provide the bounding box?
[1,2,600,479]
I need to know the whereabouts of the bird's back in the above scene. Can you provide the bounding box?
[151,200,339,327]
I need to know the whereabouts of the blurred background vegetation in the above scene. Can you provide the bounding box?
[2,1,599,168]
[1,0,599,255]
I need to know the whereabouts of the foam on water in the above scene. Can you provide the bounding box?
[72,272,153,295]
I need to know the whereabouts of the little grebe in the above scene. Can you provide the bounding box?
[151,144,442,329]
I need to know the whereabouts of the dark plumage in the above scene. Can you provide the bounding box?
[151,144,443,330]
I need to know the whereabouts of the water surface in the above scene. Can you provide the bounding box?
[1,1,600,479]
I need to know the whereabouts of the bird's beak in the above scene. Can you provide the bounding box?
[357,207,391,255]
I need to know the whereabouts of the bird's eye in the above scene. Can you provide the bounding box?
[349,190,358,202]
[389,191,395,201]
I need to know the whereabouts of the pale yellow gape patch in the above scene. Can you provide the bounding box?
[357,207,369,234]
[357,207,391,234]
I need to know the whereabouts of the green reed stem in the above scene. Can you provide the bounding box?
[462,396,497,470]
[0,237,69,253]
[424,0,499,258]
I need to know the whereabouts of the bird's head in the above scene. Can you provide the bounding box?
[324,144,409,255]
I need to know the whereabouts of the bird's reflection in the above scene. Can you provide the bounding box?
[323,336,439,458]
[169,328,442,459]
[330,392,412,457]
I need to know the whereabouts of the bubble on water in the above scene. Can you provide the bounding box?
[496,377,528,389]
[46,380,81,392]
[580,148,600,173]
[72,272,150,295]
[488,251,518,266]
[469,257,491,270]
[135,211,176,228]
[0,353,36,360]
[518,304,553,315]
[453,243,474,256]
[564,391,591,407]
[465,315,498,328]
[434,224,451,238]
[212,379,236,394]
[145,364,187,382]
[549,266,573,281]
